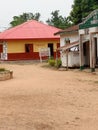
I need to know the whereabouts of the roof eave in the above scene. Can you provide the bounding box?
[55,30,78,35]
[0,37,60,41]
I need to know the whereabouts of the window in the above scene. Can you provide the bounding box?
[64,38,70,44]
[25,44,33,53]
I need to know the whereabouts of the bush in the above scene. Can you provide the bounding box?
[48,58,55,66]
[55,59,62,68]
[48,58,62,68]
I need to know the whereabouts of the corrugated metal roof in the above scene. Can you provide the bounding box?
[54,25,79,35]
[0,20,60,40]
[57,41,79,51]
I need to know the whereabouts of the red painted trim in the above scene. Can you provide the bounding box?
[7,51,59,61]
[8,52,51,60]
[8,53,36,60]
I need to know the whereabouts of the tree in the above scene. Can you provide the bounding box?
[10,12,41,27]
[69,0,98,25]
[69,0,82,24]
[46,10,71,29]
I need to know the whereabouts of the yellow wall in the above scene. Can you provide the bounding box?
[6,39,60,53]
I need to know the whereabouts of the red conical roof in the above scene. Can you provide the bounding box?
[0,20,60,40]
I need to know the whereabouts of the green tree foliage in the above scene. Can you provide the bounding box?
[69,0,98,25]
[10,12,41,27]
[46,10,71,29]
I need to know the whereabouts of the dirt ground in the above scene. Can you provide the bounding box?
[0,61,98,130]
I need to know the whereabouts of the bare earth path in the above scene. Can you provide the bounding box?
[0,62,98,130]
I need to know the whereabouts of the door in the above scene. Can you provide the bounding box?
[48,43,54,57]
[83,41,90,67]
[95,38,98,65]
[0,45,3,53]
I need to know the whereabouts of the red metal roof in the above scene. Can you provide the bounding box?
[0,20,60,40]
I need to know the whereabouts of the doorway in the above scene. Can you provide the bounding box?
[25,44,33,53]
[0,44,3,53]
[95,38,98,65]
[48,43,54,57]
[83,41,90,67]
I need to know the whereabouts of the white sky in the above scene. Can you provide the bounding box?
[0,0,73,31]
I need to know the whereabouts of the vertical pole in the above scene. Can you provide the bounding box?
[92,36,96,72]
[97,37,98,58]
[97,36,98,65]
[90,34,95,72]
[40,56,42,63]
[90,33,92,69]
[66,50,68,70]
[56,50,58,67]
[79,34,84,70]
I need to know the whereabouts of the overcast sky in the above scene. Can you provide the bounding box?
[0,0,73,31]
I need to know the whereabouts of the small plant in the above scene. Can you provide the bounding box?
[55,59,62,68]
[48,58,55,66]
[48,58,62,68]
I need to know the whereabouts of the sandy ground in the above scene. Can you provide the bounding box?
[0,61,98,130]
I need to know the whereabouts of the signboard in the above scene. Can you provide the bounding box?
[39,48,50,62]
[79,9,98,29]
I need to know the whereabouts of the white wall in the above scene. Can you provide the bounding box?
[61,51,79,67]
[60,32,79,67]
[60,32,79,47]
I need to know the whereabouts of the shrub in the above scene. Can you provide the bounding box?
[48,58,62,68]
[55,59,62,68]
[48,58,55,66]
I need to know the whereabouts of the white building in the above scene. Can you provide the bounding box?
[79,9,98,72]
[55,9,98,72]
[55,25,80,67]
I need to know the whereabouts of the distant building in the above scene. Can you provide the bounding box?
[0,20,60,60]
[55,25,79,67]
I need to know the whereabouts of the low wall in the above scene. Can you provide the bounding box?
[61,51,79,67]
[0,70,13,81]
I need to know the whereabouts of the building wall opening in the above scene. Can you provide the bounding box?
[95,38,98,65]
[48,43,54,57]
[25,44,33,53]
[83,41,90,67]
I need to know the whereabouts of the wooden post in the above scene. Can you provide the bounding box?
[56,50,58,67]
[90,33,92,69]
[90,34,95,72]
[66,49,68,70]
[97,37,98,58]
[92,36,96,72]
[79,35,84,70]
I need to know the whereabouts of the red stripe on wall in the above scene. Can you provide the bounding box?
[7,52,57,61]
